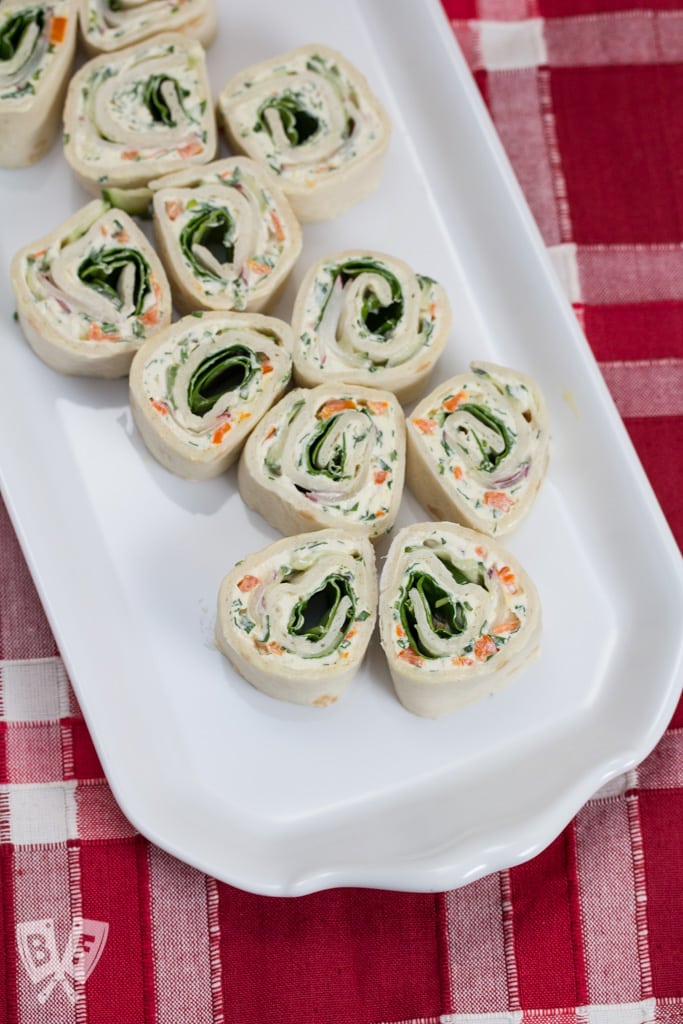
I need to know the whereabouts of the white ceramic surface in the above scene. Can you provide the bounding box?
[0,0,681,896]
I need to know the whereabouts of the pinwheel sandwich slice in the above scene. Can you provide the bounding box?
[129,311,293,479]
[216,530,377,707]
[150,157,302,315]
[63,33,216,212]
[407,362,549,536]
[79,0,217,55]
[0,0,77,167]
[379,522,541,718]
[11,200,171,377]
[238,383,406,540]
[291,250,451,403]
[217,44,391,222]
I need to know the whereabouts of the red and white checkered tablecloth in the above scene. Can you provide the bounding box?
[1,1,682,1021]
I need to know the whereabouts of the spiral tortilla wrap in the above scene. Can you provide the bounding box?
[11,200,172,377]
[217,44,390,222]
[216,530,377,707]
[63,33,216,206]
[407,362,549,536]
[150,157,302,315]
[129,310,293,479]
[0,1,77,167]
[291,250,451,403]
[379,522,541,718]
[238,384,405,540]
[79,0,217,55]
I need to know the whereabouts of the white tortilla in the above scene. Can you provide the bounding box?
[129,310,293,479]
[63,33,216,203]
[217,44,390,222]
[11,200,172,377]
[291,249,451,403]
[238,383,406,540]
[150,157,302,315]
[215,530,377,707]
[379,521,542,718]
[406,362,550,536]
[0,0,77,167]
[79,0,217,55]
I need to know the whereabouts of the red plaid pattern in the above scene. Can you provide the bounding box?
[1,2,682,1021]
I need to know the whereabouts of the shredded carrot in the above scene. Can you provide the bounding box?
[374,469,389,485]
[483,490,514,513]
[164,200,183,221]
[429,302,437,319]
[49,15,67,44]
[374,509,386,518]
[443,390,467,412]
[122,149,140,161]
[317,398,357,419]
[100,224,108,236]
[270,210,285,242]
[497,565,518,592]
[150,398,169,416]
[237,411,252,423]
[474,635,497,661]
[139,305,159,326]
[345,629,357,640]
[260,362,273,374]
[113,228,129,243]
[398,647,423,667]
[412,418,437,434]
[255,640,283,655]
[237,575,260,592]
[211,421,232,444]
[451,656,474,667]
[265,426,277,440]
[151,277,162,300]
[365,400,389,415]
[395,625,405,638]
[177,139,203,158]
[247,259,270,275]
[453,465,463,480]
[475,545,487,559]
[491,613,521,636]
[32,249,46,260]
[88,322,120,341]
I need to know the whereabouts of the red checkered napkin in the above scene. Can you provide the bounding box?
[1,1,682,1022]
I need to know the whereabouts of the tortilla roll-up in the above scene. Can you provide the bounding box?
[79,0,217,55]
[11,200,171,377]
[217,44,390,222]
[216,530,377,707]
[379,522,541,718]
[0,1,77,167]
[407,362,549,537]
[291,250,451,404]
[63,33,216,209]
[238,384,405,540]
[129,311,293,479]
[150,157,302,315]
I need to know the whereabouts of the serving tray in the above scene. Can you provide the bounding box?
[0,0,681,896]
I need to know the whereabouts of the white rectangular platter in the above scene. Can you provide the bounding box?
[0,0,681,896]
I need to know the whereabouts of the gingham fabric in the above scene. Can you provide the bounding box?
[1,1,682,1021]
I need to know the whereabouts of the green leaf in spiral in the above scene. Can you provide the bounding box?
[319,259,404,338]
[255,92,319,146]
[398,558,487,659]
[456,403,513,473]
[143,73,189,127]
[305,414,347,481]
[187,345,259,416]
[78,247,151,316]
[287,573,356,656]
[179,205,235,281]
[0,6,44,61]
